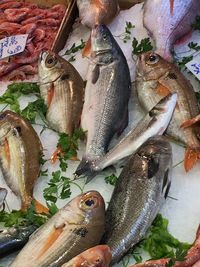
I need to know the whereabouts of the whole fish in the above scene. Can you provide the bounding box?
[143,0,200,61]
[77,0,119,28]
[89,93,176,178]
[0,110,45,212]
[75,24,131,178]
[10,191,105,267]
[0,225,37,257]
[61,245,112,267]
[136,51,200,172]
[38,50,84,135]
[101,136,172,264]
[0,187,7,209]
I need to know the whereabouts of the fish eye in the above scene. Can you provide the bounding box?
[102,34,107,40]
[45,55,57,68]
[13,126,21,136]
[146,53,160,65]
[80,196,98,210]
[0,113,7,120]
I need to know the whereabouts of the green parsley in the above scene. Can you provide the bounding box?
[105,174,118,186]
[121,22,135,43]
[188,42,200,52]
[64,39,85,61]
[192,16,200,31]
[177,55,193,70]
[132,37,153,55]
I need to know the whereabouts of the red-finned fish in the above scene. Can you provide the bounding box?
[136,51,200,172]
[10,191,105,267]
[143,0,200,61]
[61,245,112,267]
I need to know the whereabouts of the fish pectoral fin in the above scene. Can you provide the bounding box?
[155,83,171,97]
[184,147,200,172]
[47,83,55,107]
[33,198,49,214]
[3,137,10,165]
[37,226,64,259]
[180,115,200,129]
[82,36,91,58]
[51,146,63,164]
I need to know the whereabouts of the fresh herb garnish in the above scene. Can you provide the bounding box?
[188,42,200,52]
[132,37,153,55]
[0,83,47,123]
[0,202,48,227]
[177,55,193,70]
[64,39,85,61]
[121,22,135,43]
[105,174,118,186]
[192,16,200,31]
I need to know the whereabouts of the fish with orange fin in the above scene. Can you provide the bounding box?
[77,0,119,28]
[143,0,200,61]
[61,245,112,267]
[10,191,105,267]
[136,51,200,172]
[0,110,48,213]
[129,224,200,267]
[38,50,84,136]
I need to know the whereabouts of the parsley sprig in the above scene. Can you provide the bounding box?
[64,39,85,62]
[120,22,135,43]
[132,37,153,55]
[105,174,118,186]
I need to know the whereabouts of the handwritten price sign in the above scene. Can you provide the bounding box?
[186,54,200,80]
[0,34,28,60]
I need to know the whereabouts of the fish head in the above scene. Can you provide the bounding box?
[38,50,64,84]
[78,245,112,267]
[137,52,170,81]
[91,25,114,64]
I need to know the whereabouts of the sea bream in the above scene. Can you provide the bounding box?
[75,24,131,178]
[77,0,119,28]
[38,50,84,135]
[88,93,177,177]
[143,0,200,61]
[136,51,200,172]
[61,245,112,267]
[0,110,46,212]
[10,191,105,267]
[101,136,172,265]
[0,187,7,210]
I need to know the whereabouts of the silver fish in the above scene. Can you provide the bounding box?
[101,136,172,264]
[10,191,105,267]
[75,24,131,178]
[143,0,200,60]
[91,93,176,175]
[0,187,7,209]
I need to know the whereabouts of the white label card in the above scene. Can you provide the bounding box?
[0,34,28,60]
[186,54,200,81]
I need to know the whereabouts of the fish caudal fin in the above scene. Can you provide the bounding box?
[184,147,200,172]
[74,157,98,183]
[33,198,49,214]
[180,114,200,129]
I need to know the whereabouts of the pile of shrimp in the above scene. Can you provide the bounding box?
[0,0,66,81]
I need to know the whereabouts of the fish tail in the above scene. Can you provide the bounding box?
[33,198,49,214]
[184,147,200,172]
[74,157,98,183]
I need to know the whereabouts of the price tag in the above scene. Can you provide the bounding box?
[0,34,28,60]
[186,54,200,80]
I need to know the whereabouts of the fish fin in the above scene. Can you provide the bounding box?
[184,147,200,172]
[74,157,98,183]
[91,0,105,11]
[92,64,100,84]
[33,198,49,214]
[51,146,63,164]
[3,138,10,165]
[169,0,174,15]
[82,36,91,58]
[180,114,200,129]
[37,226,64,259]
[47,83,54,107]
[156,83,171,97]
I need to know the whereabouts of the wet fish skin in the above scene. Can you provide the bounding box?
[0,225,37,257]
[75,24,131,178]
[77,0,119,28]
[101,136,172,264]
[38,50,84,135]
[0,187,7,209]
[92,93,177,174]
[61,245,112,267]
[0,110,42,211]
[136,51,200,171]
[10,191,105,267]
[143,0,200,61]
